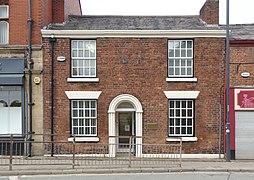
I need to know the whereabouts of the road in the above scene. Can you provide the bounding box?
[1,172,254,180]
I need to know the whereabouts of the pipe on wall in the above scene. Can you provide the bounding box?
[27,0,34,157]
[49,35,56,156]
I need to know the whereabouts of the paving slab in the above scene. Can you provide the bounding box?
[1,159,254,176]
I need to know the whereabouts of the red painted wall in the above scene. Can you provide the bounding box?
[230,88,235,150]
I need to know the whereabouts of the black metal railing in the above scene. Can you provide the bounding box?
[0,134,182,171]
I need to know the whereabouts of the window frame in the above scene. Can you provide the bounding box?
[71,99,98,137]
[168,99,195,137]
[0,5,9,19]
[0,21,9,45]
[167,39,194,78]
[0,86,24,136]
[71,39,97,78]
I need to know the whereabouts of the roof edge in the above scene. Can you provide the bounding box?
[41,29,226,38]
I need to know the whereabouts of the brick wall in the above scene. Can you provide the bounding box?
[230,42,254,87]
[6,0,81,45]
[43,37,225,154]
[64,0,82,20]
[7,0,44,45]
[8,0,28,45]
[42,0,52,26]
[52,0,64,23]
[199,0,219,24]
[0,0,8,4]
[52,0,81,23]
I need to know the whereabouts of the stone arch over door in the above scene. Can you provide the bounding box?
[108,94,143,157]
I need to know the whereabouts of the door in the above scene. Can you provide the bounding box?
[235,112,254,159]
[118,112,133,151]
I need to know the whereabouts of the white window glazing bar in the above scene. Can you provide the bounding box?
[0,21,8,44]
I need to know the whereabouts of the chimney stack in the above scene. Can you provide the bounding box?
[199,0,219,24]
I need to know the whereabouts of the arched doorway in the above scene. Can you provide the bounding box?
[108,94,143,157]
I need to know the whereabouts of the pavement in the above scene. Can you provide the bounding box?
[1,159,254,176]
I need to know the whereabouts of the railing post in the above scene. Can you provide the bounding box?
[72,136,75,169]
[51,134,54,157]
[179,138,182,167]
[9,134,13,171]
[128,136,132,167]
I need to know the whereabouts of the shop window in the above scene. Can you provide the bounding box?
[0,86,22,134]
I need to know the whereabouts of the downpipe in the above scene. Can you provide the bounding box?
[27,0,34,157]
[49,35,56,156]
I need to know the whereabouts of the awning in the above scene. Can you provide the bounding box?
[0,74,24,85]
[0,58,25,85]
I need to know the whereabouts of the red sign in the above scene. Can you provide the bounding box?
[235,89,254,110]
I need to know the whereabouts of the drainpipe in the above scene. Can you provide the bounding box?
[49,35,56,156]
[27,0,34,157]
[219,85,224,159]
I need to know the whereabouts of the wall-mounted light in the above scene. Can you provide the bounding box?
[33,77,41,85]
[57,56,66,62]
[241,72,250,78]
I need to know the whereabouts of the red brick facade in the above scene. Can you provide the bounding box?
[2,0,81,45]
[64,0,82,20]
[0,0,8,4]
[52,0,82,23]
[230,41,254,87]
[229,35,254,159]
[52,0,64,23]
[200,0,219,24]
[43,37,225,154]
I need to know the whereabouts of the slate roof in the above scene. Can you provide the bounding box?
[45,15,223,31]
[228,24,254,40]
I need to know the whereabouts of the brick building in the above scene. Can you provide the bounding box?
[41,0,226,158]
[0,0,81,154]
[228,25,254,159]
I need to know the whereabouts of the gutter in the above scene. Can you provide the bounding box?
[41,29,227,38]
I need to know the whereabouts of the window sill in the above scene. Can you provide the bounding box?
[166,77,197,82]
[68,137,100,142]
[166,137,198,142]
[67,78,99,83]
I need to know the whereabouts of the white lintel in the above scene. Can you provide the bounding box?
[65,91,102,99]
[164,91,200,99]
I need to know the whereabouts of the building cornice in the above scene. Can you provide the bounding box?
[41,29,226,38]
[0,45,42,50]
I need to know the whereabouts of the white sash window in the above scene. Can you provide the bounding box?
[0,21,8,44]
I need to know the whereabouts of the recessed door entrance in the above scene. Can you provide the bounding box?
[108,94,143,157]
[117,112,134,152]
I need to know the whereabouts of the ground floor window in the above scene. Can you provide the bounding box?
[71,100,97,136]
[0,86,22,134]
[168,99,194,136]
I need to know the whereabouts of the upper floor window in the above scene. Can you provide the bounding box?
[71,40,96,78]
[0,5,9,19]
[168,40,193,77]
[0,21,8,44]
